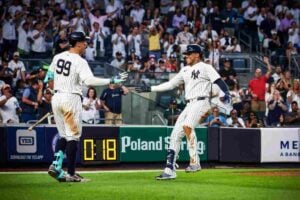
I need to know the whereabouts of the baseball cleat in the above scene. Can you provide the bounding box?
[58,173,90,183]
[185,164,201,173]
[156,168,176,180]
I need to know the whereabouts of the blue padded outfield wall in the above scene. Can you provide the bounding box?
[0,125,299,165]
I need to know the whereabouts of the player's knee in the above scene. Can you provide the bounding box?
[183,125,192,139]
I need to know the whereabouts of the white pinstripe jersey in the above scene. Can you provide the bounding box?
[49,51,94,96]
[169,62,220,100]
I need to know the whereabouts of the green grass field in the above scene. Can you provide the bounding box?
[0,168,299,200]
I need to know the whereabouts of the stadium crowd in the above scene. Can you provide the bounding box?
[0,0,299,127]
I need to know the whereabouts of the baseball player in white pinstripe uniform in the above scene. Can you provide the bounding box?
[136,44,231,180]
[46,32,127,182]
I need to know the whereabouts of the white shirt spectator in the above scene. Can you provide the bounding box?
[70,17,87,33]
[105,0,122,19]
[88,13,108,31]
[17,25,32,53]
[2,20,17,40]
[244,6,258,21]
[127,33,142,57]
[31,30,46,52]
[199,30,218,42]
[256,12,266,27]
[90,27,110,55]
[226,117,246,128]
[0,95,20,123]
[8,59,26,87]
[85,45,95,61]
[8,5,22,16]
[288,27,299,46]
[275,4,289,16]
[290,7,300,25]
[225,43,241,52]
[175,31,194,45]
[172,14,187,29]
[110,58,125,69]
[82,97,100,123]
[130,7,145,24]
[111,32,127,58]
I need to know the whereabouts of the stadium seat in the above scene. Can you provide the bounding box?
[158,95,172,108]
[232,58,248,73]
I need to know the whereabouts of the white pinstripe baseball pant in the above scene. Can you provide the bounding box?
[51,93,82,141]
[168,98,211,165]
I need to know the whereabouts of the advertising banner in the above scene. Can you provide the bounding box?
[119,126,207,162]
[0,126,6,164]
[261,128,300,162]
[220,128,261,162]
[6,126,46,162]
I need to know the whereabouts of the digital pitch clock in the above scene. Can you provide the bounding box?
[80,127,119,164]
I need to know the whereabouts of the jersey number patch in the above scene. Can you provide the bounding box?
[56,59,71,76]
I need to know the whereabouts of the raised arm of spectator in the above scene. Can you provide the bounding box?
[36,80,44,104]
[158,23,164,38]
[83,0,91,15]
[263,56,273,78]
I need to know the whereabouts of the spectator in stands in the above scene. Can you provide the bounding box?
[260,13,276,52]
[219,30,231,50]
[172,6,187,32]
[31,21,49,59]
[83,0,118,31]
[111,25,127,58]
[206,106,227,127]
[265,82,276,117]
[201,0,214,25]
[129,0,145,25]
[275,0,289,16]
[198,24,218,46]
[165,53,178,72]
[105,0,122,20]
[245,111,263,128]
[70,9,87,33]
[164,99,182,126]
[225,37,241,53]
[0,84,21,123]
[155,59,168,80]
[286,79,300,111]
[8,52,26,88]
[248,56,272,117]
[20,79,42,122]
[267,89,288,126]
[14,79,26,103]
[54,29,69,55]
[226,109,245,128]
[268,30,282,56]
[85,41,96,61]
[2,12,17,59]
[219,58,237,85]
[175,23,194,45]
[285,41,297,67]
[220,1,238,36]
[90,22,109,59]
[288,21,299,50]
[100,83,129,125]
[148,23,164,60]
[0,58,15,86]
[37,88,53,124]
[17,22,32,58]
[207,6,223,34]
[272,64,283,84]
[208,40,221,70]
[227,79,243,111]
[127,24,142,58]
[82,87,101,124]
[284,101,300,126]
[111,51,126,69]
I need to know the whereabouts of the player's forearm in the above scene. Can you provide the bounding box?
[84,77,110,86]
[151,82,175,92]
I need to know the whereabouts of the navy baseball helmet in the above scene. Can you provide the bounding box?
[69,32,90,47]
[184,44,202,54]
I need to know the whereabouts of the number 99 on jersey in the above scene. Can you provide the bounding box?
[81,138,119,164]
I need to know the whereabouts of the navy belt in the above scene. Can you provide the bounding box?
[186,97,207,103]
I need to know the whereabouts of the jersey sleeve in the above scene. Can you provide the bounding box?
[78,59,94,82]
[205,63,221,83]
[151,70,184,92]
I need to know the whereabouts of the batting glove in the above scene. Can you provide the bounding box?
[43,70,54,83]
[223,92,232,104]
[135,82,151,93]
[110,72,128,84]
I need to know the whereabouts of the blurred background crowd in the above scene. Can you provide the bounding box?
[0,0,299,127]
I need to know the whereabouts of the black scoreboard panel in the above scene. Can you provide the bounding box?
[80,126,119,164]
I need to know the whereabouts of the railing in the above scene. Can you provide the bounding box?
[238,31,253,53]
[151,112,167,125]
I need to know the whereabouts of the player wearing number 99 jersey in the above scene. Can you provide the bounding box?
[46,32,128,182]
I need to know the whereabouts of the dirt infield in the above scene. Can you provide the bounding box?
[239,170,300,177]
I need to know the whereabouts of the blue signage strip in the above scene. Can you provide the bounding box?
[0,126,6,164]
[6,126,46,162]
